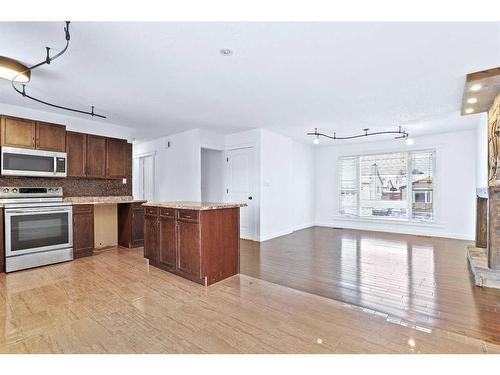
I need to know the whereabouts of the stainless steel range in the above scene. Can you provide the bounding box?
[0,186,73,272]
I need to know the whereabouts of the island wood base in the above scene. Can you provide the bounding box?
[143,205,240,286]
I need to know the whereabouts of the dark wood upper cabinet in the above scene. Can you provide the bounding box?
[86,135,107,178]
[159,216,177,269]
[106,137,128,179]
[73,204,94,259]
[0,116,36,149]
[66,131,87,177]
[0,116,66,151]
[1,114,132,180]
[35,121,66,152]
[126,142,132,180]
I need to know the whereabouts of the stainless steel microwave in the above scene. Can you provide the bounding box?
[1,146,67,178]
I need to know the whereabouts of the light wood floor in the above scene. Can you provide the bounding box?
[241,226,500,345]
[1,246,499,353]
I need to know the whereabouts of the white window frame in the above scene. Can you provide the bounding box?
[338,148,436,223]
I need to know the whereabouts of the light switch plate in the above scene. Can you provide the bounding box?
[122,178,127,184]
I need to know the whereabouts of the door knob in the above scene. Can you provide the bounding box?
[248,196,252,200]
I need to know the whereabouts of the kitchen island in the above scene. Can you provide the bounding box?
[142,201,246,285]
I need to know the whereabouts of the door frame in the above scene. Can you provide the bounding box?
[224,145,258,241]
[133,151,156,201]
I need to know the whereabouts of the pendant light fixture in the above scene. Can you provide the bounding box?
[307,126,409,144]
[6,21,106,119]
[0,56,31,83]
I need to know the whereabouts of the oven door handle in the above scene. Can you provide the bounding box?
[6,208,72,214]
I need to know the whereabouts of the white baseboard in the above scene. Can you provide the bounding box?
[314,221,474,241]
[292,222,315,232]
[259,229,292,242]
[258,222,315,242]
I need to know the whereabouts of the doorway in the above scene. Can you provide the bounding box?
[133,153,155,200]
[201,148,225,202]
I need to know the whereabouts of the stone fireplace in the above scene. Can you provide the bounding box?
[468,89,500,288]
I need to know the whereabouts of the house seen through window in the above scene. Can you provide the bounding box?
[339,150,434,221]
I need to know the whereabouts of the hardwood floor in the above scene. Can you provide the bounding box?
[1,246,499,353]
[241,226,500,345]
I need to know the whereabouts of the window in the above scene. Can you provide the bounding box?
[339,150,434,221]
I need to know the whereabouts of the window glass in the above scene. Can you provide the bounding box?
[359,152,407,219]
[339,150,434,222]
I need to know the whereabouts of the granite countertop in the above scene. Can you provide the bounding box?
[142,201,247,210]
[64,196,147,205]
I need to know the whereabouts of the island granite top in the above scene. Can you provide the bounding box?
[142,201,247,210]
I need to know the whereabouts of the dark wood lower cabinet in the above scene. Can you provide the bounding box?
[144,209,159,263]
[177,219,201,279]
[118,202,145,248]
[73,205,94,259]
[159,216,177,269]
[143,206,240,285]
[0,208,4,272]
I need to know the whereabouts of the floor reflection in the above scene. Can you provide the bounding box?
[240,227,498,343]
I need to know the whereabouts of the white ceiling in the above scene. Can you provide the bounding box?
[0,22,499,142]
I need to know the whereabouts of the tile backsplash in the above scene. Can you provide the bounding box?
[0,176,131,197]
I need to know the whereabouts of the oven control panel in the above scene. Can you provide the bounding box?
[0,186,63,198]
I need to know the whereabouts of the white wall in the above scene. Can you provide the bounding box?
[292,141,316,230]
[259,129,294,240]
[133,129,201,202]
[201,148,224,202]
[315,130,477,240]
[0,102,137,140]
[476,113,488,188]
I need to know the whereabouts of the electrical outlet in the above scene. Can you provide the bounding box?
[122,178,127,184]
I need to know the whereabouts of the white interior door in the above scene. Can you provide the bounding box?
[226,147,254,240]
[133,154,155,201]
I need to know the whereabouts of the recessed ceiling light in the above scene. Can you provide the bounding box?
[470,84,482,92]
[220,49,233,56]
[467,97,478,104]
[465,108,474,114]
[0,56,31,83]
